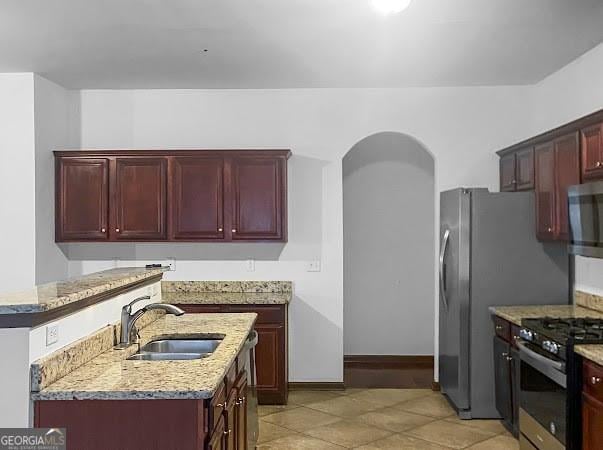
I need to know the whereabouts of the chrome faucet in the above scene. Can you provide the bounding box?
[116,295,185,348]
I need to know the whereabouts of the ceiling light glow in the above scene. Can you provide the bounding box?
[372,0,412,15]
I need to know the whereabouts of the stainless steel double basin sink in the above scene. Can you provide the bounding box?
[127,338,222,361]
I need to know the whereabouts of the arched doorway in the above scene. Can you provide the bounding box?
[343,131,436,388]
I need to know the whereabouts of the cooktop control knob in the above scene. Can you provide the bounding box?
[542,340,560,354]
[519,328,534,341]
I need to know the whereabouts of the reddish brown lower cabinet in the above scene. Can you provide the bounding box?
[178,303,289,405]
[35,368,250,449]
[582,360,603,450]
[55,150,290,243]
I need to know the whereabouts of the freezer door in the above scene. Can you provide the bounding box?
[439,188,471,411]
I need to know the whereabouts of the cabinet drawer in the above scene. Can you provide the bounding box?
[209,382,226,433]
[225,305,285,324]
[493,316,511,342]
[584,360,603,401]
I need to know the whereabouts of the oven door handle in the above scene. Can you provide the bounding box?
[517,341,567,387]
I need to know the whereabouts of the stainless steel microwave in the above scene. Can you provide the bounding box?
[568,181,603,257]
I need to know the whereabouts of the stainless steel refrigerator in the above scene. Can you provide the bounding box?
[439,188,569,419]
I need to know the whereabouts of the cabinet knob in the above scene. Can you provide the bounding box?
[502,352,509,357]
[231,229,237,233]
[236,397,245,405]
[218,228,223,232]
[506,356,513,361]
[101,228,106,233]
[547,227,552,232]
[512,180,517,184]
[597,162,602,168]
[115,228,120,232]
[495,325,502,331]
[216,403,224,408]
[223,429,231,436]
[592,376,602,385]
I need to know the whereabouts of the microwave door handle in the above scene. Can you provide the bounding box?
[439,229,450,309]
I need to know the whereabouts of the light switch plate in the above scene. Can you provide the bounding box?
[246,259,255,272]
[46,325,59,346]
[307,261,321,272]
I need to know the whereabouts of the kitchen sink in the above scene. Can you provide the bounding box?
[126,338,223,361]
[127,352,204,361]
[140,338,222,354]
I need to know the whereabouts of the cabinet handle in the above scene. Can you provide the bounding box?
[223,429,231,436]
[115,228,120,232]
[101,228,106,233]
[232,229,237,233]
[495,325,503,331]
[502,352,508,357]
[512,179,517,184]
[236,397,245,405]
[218,228,223,232]
[592,376,602,385]
[216,403,224,408]
[506,356,513,361]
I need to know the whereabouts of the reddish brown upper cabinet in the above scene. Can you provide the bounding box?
[113,157,168,240]
[581,123,603,181]
[231,156,287,241]
[499,147,534,192]
[170,156,225,240]
[534,133,580,242]
[55,150,290,243]
[56,158,109,241]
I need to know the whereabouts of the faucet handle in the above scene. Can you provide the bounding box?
[124,295,151,312]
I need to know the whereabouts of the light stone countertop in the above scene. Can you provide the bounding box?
[488,305,603,327]
[162,291,291,305]
[31,313,256,401]
[575,345,603,367]
[0,267,167,314]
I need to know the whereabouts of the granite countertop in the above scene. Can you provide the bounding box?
[32,313,256,401]
[488,305,603,327]
[162,291,291,305]
[575,345,603,367]
[0,267,167,314]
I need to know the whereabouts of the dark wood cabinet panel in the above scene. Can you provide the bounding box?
[500,153,516,192]
[176,303,289,405]
[170,157,224,240]
[55,150,290,243]
[56,158,109,241]
[553,132,580,241]
[582,392,603,450]
[113,158,167,240]
[515,147,534,191]
[535,141,556,241]
[493,336,513,427]
[231,157,286,241]
[581,123,603,181]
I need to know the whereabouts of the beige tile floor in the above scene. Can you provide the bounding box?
[258,389,519,449]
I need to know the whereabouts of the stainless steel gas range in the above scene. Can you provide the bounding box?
[517,317,603,450]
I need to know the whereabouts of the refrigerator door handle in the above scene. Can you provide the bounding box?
[439,228,450,309]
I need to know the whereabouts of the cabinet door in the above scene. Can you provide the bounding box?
[56,158,109,241]
[535,142,556,241]
[230,157,286,241]
[582,392,603,450]
[581,123,603,181]
[170,157,225,240]
[224,389,237,449]
[499,153,516,192]
[493,336,513,427]
[515,147,534,191]
[235,374,248,450]
[207,415,226,450]
[255,324,286,404]
[113,158,167,240]
[554,133,580,241]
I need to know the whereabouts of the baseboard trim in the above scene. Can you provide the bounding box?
[288,382,346,391]
[344,355,434,368]
[431,381,441,391]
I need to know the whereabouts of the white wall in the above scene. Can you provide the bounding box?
[0,73,36,291]
[343,132,435,355]
[33,75,79,284]
[66,86,536,382]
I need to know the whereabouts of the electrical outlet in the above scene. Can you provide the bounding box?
[46,325,59,346]
[164,258,176,271]
[307,261,321,272]
[246,259,255,272]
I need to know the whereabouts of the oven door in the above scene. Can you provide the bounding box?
[518,341,566,449]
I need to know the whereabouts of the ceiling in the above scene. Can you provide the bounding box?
[1,0,602,89]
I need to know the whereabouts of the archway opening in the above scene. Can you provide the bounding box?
[343,131,435,388]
